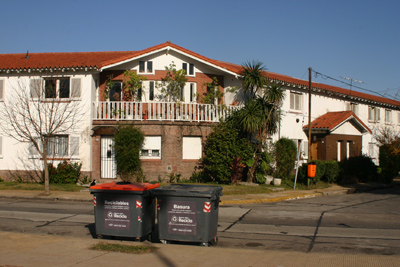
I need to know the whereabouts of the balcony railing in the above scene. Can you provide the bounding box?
[92,101,238,123]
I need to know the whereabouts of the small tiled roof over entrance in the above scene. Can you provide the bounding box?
[303,111,371,134]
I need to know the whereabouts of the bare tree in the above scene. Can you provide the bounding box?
[374,126,400,146]
[0,76,86,195]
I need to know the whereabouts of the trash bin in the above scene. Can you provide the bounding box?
[90,182,159,240]
[152,184,223,246]
[308,162,317,178]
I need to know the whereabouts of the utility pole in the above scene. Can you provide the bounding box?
[308,67,312,163]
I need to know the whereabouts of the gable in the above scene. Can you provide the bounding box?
[331,120,365,135]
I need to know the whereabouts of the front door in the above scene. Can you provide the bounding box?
[101,136,117,179]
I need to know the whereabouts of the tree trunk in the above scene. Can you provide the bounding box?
[43,154,50,196]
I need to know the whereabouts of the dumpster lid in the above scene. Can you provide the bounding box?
[152,184,223,198]
[90,182,159,191]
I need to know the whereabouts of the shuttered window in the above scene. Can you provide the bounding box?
[30,79,41,99]
[290,92,302,111]
[0,80,4,101]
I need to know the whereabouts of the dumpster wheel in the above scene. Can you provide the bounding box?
[210,236,218,246]
[160,239,170,245]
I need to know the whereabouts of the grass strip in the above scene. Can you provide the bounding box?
[90,242,157,254]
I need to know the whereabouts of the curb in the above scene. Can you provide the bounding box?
[220,192,324,205]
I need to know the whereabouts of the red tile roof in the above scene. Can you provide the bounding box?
[1,42,399,108]
[303,111,371,134]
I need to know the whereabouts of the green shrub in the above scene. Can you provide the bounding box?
[47,161,82,184]
[323,160,340,183]
[114,125,145,182]
[274,138,297,180]
[200,121,254,184]
[339,155,378,184]
[379,139,400,183]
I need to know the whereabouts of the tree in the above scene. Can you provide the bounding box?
[198,77,224,105]
[123,70,146,101]
[0,77,86,195]
[157,62,187,101]
[240,60,268,102]
[229,80,284,182]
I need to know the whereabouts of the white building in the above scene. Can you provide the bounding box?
[0,42,399,181]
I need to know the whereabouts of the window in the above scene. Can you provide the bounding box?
[346,102,358,115]
[368,106,380,122]
[368,142,376,158]
[139,61,153,73]
[190,83,196,102]
[31,78,80,99]
[108,81,122,101]
[290,92,303,111]
[29,135,79,159]
[180,85,184,101]
[45,78,69,98]
[0,80,4,101]
[0,136,2,158]
[182,63,194,75]
[182,63,187,74]
[47,135,69,157]
[385,109,392,124]
[149,81,154,101]
[140,136,161,159]
[189,63,194,75]
[182,137,202,159]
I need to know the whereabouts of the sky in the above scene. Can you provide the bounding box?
[1,0,399,100]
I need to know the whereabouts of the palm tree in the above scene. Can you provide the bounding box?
[230,76,284,182]
[241,60,268,102]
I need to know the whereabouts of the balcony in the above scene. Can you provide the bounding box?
[92,101,238,123]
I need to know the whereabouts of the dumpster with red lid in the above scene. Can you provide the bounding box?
[90,182,159,240]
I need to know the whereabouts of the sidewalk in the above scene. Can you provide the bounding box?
[1,231,399,267]
[0,184,359,205]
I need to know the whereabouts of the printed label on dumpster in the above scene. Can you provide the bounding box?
[167,201,197,235]
[103,199,130,229]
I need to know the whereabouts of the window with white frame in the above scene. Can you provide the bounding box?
[29,135,79,159]
[290,91,303,111]
[30,78,81,99]
[182,62,194,75]
[149,81,155,101]
[139,61,153,74]
[0,79,4,101]
[190,83,196,102]
[385,109,392,124]
[368,142,375,158]
[182,137,202,160]
[108,81,122,101]
[346,102,358,115]
[368,106,380,123]
[140,136,161,159]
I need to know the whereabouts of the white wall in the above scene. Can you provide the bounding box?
[0,71,95,174]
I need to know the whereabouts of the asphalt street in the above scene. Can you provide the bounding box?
[0,186,399,256]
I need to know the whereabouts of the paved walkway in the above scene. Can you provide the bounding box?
[0,183,398,267]
[0,184,358,205]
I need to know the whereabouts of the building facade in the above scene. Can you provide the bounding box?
[0,42,399,181]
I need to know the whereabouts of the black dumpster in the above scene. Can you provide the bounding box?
[152,184,223,246]
[90,182,159,240]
